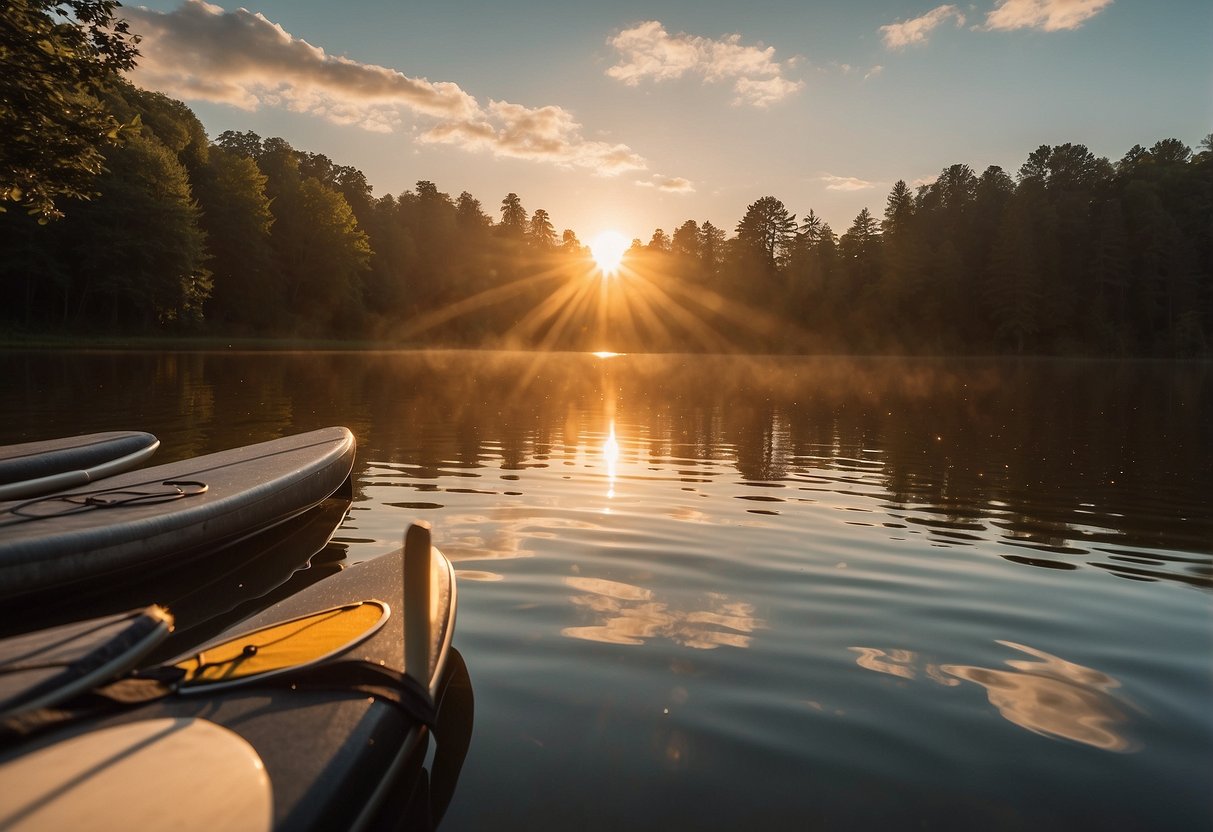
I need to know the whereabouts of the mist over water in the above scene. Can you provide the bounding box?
[1,350,1209,829]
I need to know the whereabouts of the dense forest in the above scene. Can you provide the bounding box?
[2,3,1210,355]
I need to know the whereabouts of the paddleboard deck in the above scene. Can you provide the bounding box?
[0,427,355,599]
[0,431,159,501]
[0,525,462,832]
[0,718,273,832]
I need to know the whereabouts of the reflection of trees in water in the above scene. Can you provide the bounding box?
[2,351,1208,585]
[851,642,1136,752]
[732,404,792,482]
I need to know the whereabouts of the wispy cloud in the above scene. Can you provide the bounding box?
[606,20,804,107]
[636,175,696,193]
[879,5,966,49]
[418,101,646,175]
[829,63,884,81]
[983,0,1114,31]
[124,1,648,176]
[820,174,878,192]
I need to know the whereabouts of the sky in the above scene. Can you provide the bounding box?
[120,0,1212,243]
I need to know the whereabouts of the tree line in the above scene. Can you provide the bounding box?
[1,2,1209,355]
[626,139,1212,356]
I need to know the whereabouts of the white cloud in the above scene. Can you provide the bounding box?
[731,76,804,108]
[419,101,646,176]
[912,175,939,188]
[820,174,878,192]
[636,175,696,193]
[865,65,885,80]
[123,1,649,177]
[124,1,476,123]
[879,5,966,49]
[607,20,804,107]
[983,0,1114,31]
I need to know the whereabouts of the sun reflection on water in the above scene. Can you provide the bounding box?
[603,421,619,500]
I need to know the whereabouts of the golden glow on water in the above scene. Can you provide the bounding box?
[603,420,619,499]
[851,642,1135,752]
[6,351,1207,829]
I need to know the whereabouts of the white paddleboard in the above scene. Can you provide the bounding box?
[0,717,272,832]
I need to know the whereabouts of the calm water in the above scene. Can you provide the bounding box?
[1,350,1210,829]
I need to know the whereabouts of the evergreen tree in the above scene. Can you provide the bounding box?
[58,129,209,327]
[648,228,671,253]
[735,196,796,270]
[561,229,582,254]
[529,209,557,249]
[455,191,491,233]
[672,220,700,259]
[699,221,726,278]
[882,180,915,235]
[499,193,527,238]
[986,190,1042,352]
[195,146,275,328]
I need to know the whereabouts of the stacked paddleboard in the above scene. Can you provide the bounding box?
[0,431,160,501]
[0,427,356,599]
[0,524,465,832]
[0,428,468,830]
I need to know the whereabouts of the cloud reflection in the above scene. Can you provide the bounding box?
[563,577,763,649]
[942,641,1134,752]
[851,641,1136,752]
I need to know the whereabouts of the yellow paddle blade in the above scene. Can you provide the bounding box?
[175,601,388,689]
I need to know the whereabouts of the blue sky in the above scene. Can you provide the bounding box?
[122,1,1212,242]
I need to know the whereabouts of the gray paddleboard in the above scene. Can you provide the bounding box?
[0,432,159,501]
[0,606,173,720]
[0,427,355,599]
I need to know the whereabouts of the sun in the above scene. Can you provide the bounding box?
[588,230,628,275]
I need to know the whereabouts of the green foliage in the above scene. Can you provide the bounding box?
[57,128,209,326]
[0,0,140,221]
[194,146,275,327]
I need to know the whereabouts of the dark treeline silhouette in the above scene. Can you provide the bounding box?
[0,75,1209,355]
[629,142,1212,357]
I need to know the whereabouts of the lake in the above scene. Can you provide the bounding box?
[1,350,1210,829]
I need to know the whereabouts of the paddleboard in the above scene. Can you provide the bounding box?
[0,524,462,832]
[0,606,173,720]
[0,431,159,501]
[0,718,272,832]
[0,427,355,599]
